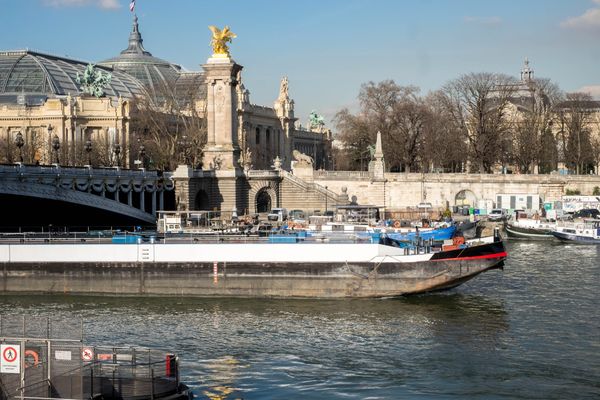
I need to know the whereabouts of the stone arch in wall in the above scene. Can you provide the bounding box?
[248,180,278,213]
[195,189,210,210]
[454,189,478,207]
[256,188,272,213]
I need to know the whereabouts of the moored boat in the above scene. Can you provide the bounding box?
[0,235,506,298]
[505,218,556,240]
[551,219,600,244]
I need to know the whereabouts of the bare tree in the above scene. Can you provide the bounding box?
[132,81,207,171]
[440,73,517,173]
[335,80,430,172]
[423,91,468,172]
[555,92,596,174]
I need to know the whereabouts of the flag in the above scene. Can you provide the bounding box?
[129,0,135,12]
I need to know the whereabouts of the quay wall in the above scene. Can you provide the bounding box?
[312,173,600,210]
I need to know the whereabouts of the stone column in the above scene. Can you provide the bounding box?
[140,190,145,212]
[201,56,243,170]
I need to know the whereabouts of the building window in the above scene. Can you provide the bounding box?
[255,127,260,145]
[266,128,271,150]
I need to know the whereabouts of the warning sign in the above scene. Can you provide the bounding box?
[1,344,21,374]
[81,347,94,362]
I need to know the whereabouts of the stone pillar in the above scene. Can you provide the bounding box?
[202,56,243,170]
[159,191,164,211]
[128,191,133,206]
[152,191,157,215]
[368,131,386,182]
[140,190,145,212]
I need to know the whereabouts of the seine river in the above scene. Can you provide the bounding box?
[1,241,599,399]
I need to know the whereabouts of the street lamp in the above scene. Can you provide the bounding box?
[15,131,24,162]
[84,140,92,166]
[51,133,60,164]
[113,142,121,167]
[138,143,146,169]
[179,134,189,165]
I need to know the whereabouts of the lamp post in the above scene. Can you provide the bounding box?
[138,143,146,169]
[84,140,92,166]
[179,134,189,165]
[15,131,24,162]
[325,185,328,213]
[51,133,60,164]
[113,142,121,167]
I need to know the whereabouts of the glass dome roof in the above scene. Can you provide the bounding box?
[97,15,189,102]
[0,50,147,99]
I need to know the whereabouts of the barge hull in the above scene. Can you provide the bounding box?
[0,260,504,298]
[0,242,506,298]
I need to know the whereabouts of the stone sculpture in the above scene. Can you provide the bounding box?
[208,25,237,57]
[292,150,314,165]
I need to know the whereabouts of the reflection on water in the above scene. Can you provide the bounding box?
[0,240,599,399]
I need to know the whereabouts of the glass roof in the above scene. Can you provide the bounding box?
[97,15,190,103]
[0,50,147,99]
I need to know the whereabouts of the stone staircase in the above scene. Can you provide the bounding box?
[279,170,343,213]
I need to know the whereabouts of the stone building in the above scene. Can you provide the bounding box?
[0,15,332,170]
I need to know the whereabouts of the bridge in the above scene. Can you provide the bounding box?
[0,163,174,229]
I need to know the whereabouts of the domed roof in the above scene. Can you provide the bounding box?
[0,49,147,99]
[97,15,183,101]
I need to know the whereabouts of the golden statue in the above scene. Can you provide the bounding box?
[208,25,237,57]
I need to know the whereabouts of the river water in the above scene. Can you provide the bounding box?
[1,241,599,399]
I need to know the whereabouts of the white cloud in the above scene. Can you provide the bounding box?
[463,16,502,26]
[577,85,600,99]
[42,0,120,10]
[560,1,600,30]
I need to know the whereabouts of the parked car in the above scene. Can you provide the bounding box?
[267,208,288,222]
[488,208,506,221]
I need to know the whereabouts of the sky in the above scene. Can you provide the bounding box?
[2,0,600,126]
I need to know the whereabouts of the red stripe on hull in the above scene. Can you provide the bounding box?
[434,251,508,261]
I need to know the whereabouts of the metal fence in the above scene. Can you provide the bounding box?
[0,317,179,400]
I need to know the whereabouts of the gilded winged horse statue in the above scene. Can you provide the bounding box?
[208,25,237,57]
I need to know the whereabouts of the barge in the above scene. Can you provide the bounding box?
[0,235,506,298]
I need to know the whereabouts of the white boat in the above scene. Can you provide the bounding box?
[552,219,600,244]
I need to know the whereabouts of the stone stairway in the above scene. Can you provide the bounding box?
[279,170,343,214]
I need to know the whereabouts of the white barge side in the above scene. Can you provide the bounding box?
[0,240,507,298]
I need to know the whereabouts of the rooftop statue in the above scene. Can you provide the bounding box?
[279,76,289,100]
[75,64,112,98]
[309,110,325,130]
[208,25,237,57]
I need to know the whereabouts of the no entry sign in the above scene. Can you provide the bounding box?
[81,347,94,362]
[1,344,21,374]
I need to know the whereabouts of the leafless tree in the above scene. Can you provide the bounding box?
[335,80,430,172]
[132,82,206,171]
[509,78,563,173]
[440,72,517,173]
[422,91,468,172]
[555,92,596,174]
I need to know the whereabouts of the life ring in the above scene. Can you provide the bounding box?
[393,220,401,229]
[24,350,39,368]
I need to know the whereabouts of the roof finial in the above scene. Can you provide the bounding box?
[121,13,150,56]
[521,57,533,82]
